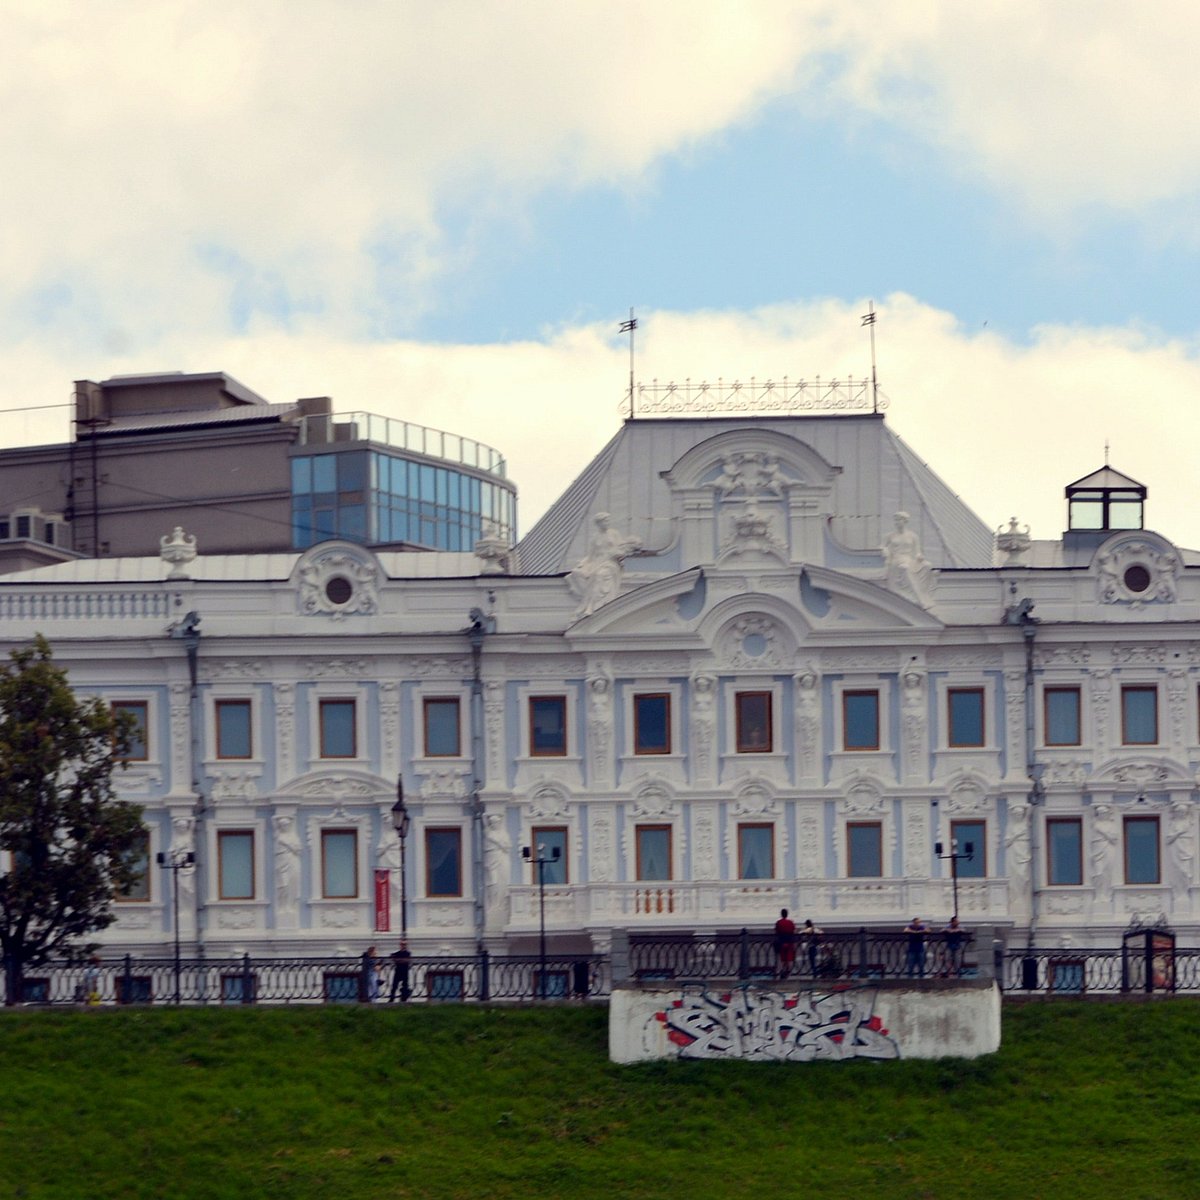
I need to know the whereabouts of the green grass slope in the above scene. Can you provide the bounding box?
[0,1001,1196,1199]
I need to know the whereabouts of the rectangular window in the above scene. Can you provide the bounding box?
[950,819,986,879]
[1122,686,1158,745]
[737,824,774,880]
[529,696,567,757]
[1124,816,1160,884]
[847,822,883,877]
[424,698,461,757]
[117,830,150,902]
[947,688,985,747]
[319,699,356,758]
[112,701,148,761]
[216,700,252,759]
[425,828,462,896]
[843,690,880,751]
[735,691,772,753]
[635,825,672,881]
[530,826,568,885]
[321,830,358,898]
[1047,818,1083,886]
[1044,687,1081,746]
[633,694,671,755]
[218,831,255,900]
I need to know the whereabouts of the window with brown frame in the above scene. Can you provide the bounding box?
[843,690,880,751]
[947,688,985,747]
[735,691,772,753]
[1121,686,1158,745]
[321,829,358,898]
[111,700,148,761]
[633,694,671,755]
[1044,687,1081,746]
[1046,817,1082,886]
[846,821,883,877]
[116,829,151,902]
[635,824,672,880]
[216,699,253,759]
[1124,816,1160,884]
[217,830,255,900]
[529,696,567,756]
[425,827,462,896]
[737,823,774,880]
[424,697,461,757]
[318,699,356,758]
[950,819,986,879]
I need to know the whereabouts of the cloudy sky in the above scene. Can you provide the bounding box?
[4,1,1200,545]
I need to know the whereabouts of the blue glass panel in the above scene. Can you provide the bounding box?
[391,457,406,498]
[436,468,448,505]
[448,471,460,509]
[634,695,670,753]
[1123,688,1157,744]
[312,455,336,493]
[341,504,366,540]
[844,691,879,750]
[338,453,365,491]
[636,827,671,880]
[1048,820,1082,885]
[291,456,312,493]
[425,699,460,756]
[420,464,435,501]
[217,701,252,759]
[219,832,254,899]
[531,828,567,885]
[1125,819,1159,884]
[847,823,882,877]
[1046,688,1081,745]
[426,829,462,895]
[320,700,356,758]
[314,509,336,540]
[392,510,409,542]
[948,690,985,746]
[531,697,566,754]
[738,826,773,879]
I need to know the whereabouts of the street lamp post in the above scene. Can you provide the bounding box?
[389,777,412,1002]
[522,842,561,998]
[156,848,195,1005]
[935,837,975,922]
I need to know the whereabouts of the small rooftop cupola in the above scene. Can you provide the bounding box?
[1065,465,1145,551]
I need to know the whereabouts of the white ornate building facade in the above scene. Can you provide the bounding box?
[1,410,1197,958]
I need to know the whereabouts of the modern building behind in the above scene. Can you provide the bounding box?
[0,370,515,573]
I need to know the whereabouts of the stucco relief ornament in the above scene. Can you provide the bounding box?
[298,551,378,620]
[273,814,301,913]
[882,512,934,608]
[567,513,642,618]
[159,526,197,580]
[1096,540,1180,607]
[718,500,787,562]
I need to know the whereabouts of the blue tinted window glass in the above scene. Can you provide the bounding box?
[425,699,460,756]
[392,510,409,542]
[531,827,567,885]
[314,509,336,540]
[1046,688,1081,745]
[448,471,460,510]
[847,823,882,877]
[320,700,356,758]
[426,829,461,895]
[219,832,254,899]
[216,701,252,759]
[420,465,435,501]
[634,694,670,754]
[948,689,985,746]
[738,825,773,879]
[392,457,406,497]
[291,456,312,492]
[1048,819,1082,885]
[1125,818,1159,884]
[951,820,986,879]
[312,455,336,493]
[1122,687,1157,744]
[341,505,366,540]
[636,827,671,880]
[338,453,364,492]
[844,691,879,750]
[436,468,448,505]
[531,697,566,755]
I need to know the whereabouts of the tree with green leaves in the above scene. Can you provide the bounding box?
[0,636,146,1004]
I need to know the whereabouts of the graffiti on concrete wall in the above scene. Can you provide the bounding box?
[647,985,900,1061]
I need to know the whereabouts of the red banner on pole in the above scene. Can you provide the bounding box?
[374,869,391,933]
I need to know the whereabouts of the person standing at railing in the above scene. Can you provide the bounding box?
[941,917,966,977]
[364,946,382,1002]
[773,909,796,978]
[801,919,823,977]
[904,917,928,978]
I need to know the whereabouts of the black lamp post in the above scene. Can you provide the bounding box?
[389,777,412,1002]
[156,847,195,1005]
[523,842,561,998]
[935,837,975,922]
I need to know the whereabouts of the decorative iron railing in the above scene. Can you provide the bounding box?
[4,951,606,1007]
[631,377,886,419]
[998,945,1200,995]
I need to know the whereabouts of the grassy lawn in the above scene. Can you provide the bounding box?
[0,1000,1196,1199]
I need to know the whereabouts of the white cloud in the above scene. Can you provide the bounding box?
[6,298,1200,551]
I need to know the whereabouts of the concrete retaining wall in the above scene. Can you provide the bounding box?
[610,978,1001,1063]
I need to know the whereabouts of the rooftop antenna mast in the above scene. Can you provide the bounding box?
[861,300,879,414]
[620,308,638,418]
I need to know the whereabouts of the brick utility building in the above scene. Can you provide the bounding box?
[0,375,1195,965]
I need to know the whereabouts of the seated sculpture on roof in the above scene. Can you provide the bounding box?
[567,513,642,618]
[882,511,934,607]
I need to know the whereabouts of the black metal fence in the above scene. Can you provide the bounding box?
[629,927,975,983]
[998,945,1200,996]
[3,950,607,1007]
